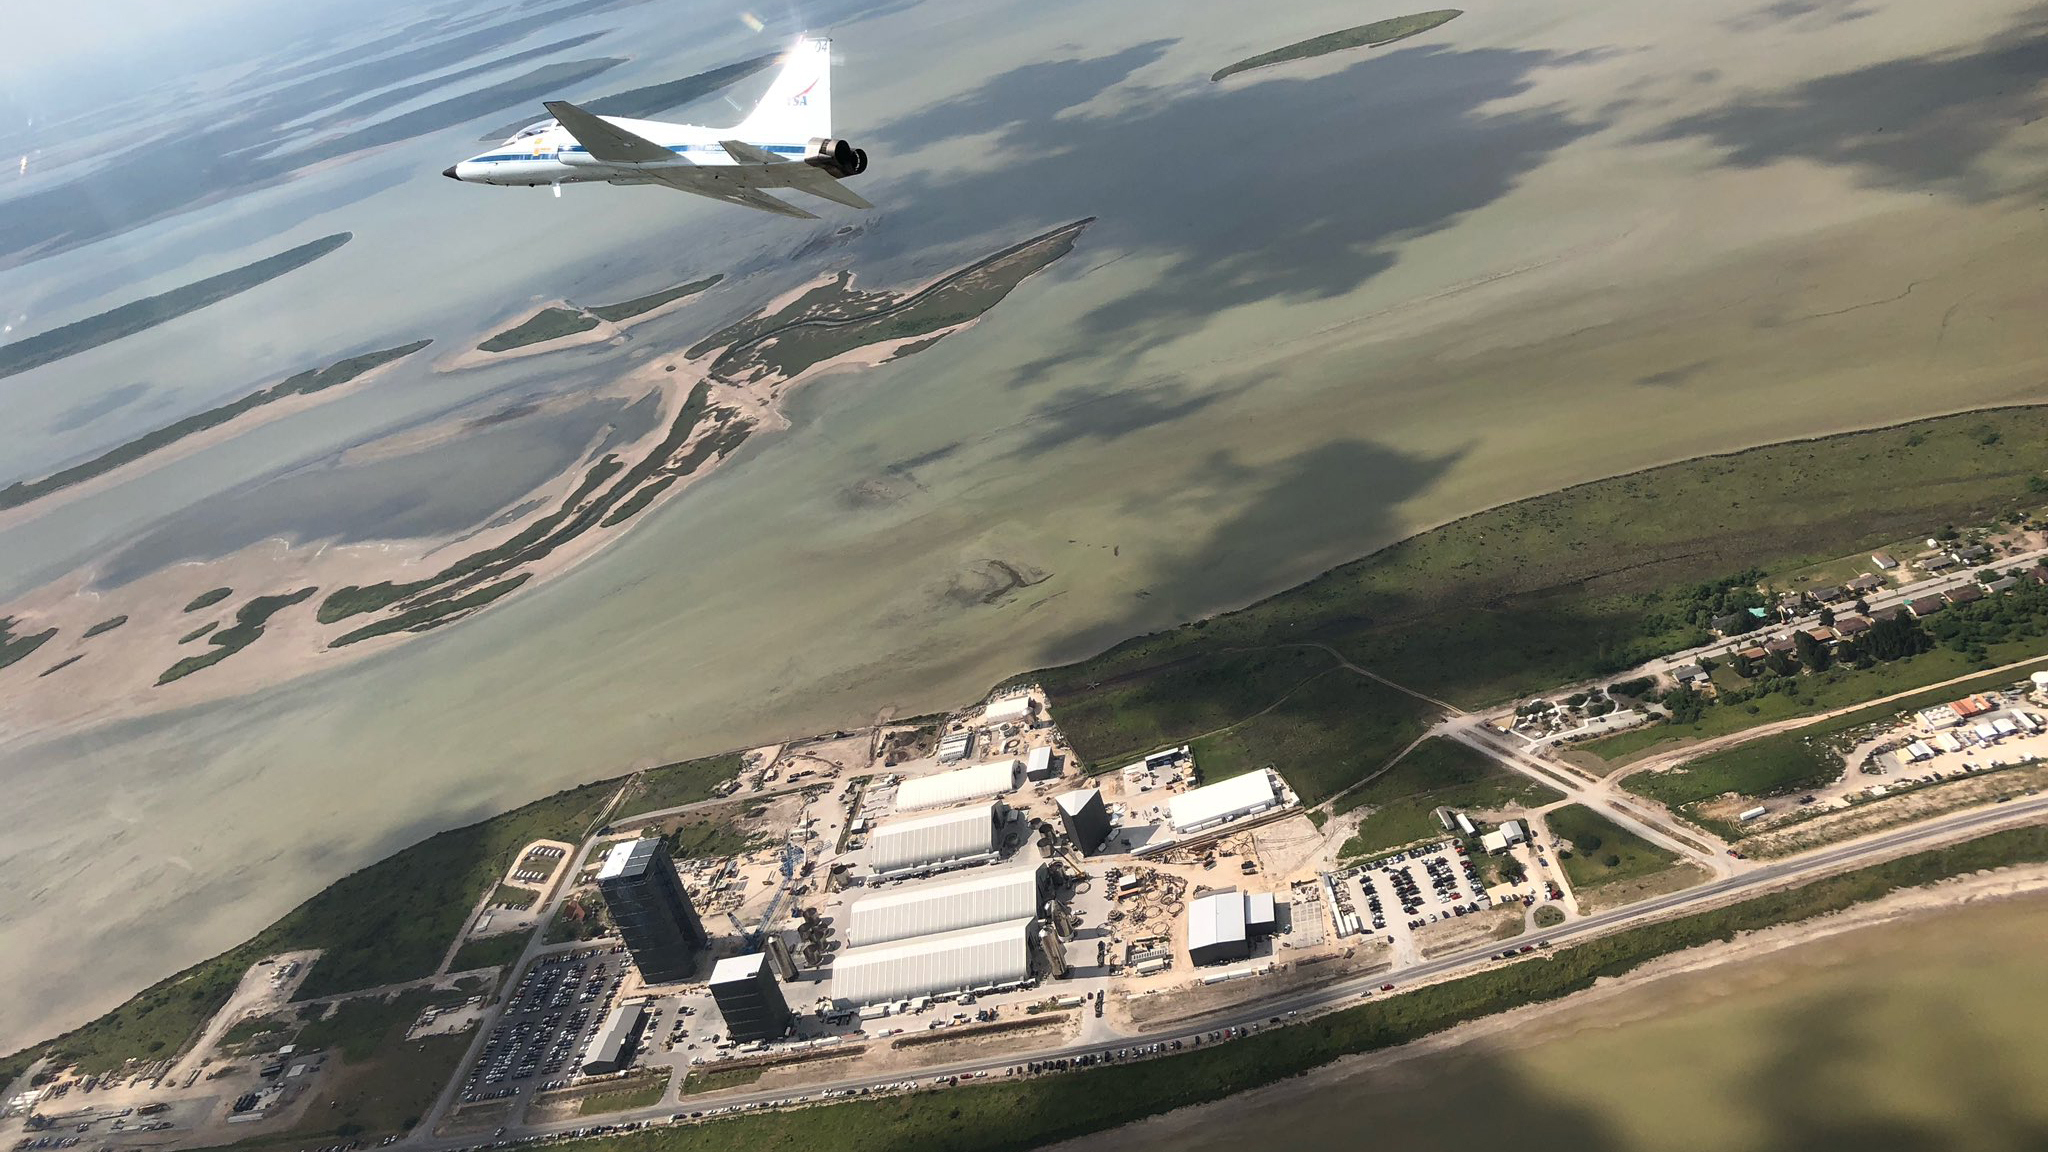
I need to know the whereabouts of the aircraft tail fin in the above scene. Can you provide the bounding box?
[732,35,832,141]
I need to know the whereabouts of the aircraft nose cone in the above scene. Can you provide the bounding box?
[442,165,460,180]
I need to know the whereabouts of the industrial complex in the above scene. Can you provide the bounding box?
[17,638,2048,1152]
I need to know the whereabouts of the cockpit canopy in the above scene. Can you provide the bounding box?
[503,119,557,145]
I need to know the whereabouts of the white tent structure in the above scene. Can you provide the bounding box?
[847,863,1043,947]
[894,760,1022,811]
[830,917,1037,1005]
[1168,771,1279,833]
[867,804,1004,876]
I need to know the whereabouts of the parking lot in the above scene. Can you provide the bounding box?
[462,949,630,1103]
[1327,841,1491,940]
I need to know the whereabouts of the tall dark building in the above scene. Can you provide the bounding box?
[596,838,708,984]
[1055,788,1111,854]
[708,952,792,1042]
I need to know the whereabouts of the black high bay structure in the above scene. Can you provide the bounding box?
[595,838,708,983]
[709,952,793,1042]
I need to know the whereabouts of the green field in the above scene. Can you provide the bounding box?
[180,621,220,644]
[1043,646,1338,770]
[664,817,759,861]
[83,615,128,639]
[1041,409,2048,807]
[1627,661,2048,830]
[0,341,428,511]
[0,233,351,382]
[491,884,539,910]
[561,826,2048,1152]
[479,306,600,352]
[157,588,317,684]
[680,1064,766,1095]
[1212,10,1464,81]
[1336,738,1563,858]
[450,932,529,973]
[621,752,746,816]
[1189,670,1438,806]
[1545,805,1682,891]
[576,1071,672,1114]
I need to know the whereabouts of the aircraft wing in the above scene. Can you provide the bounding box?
[721,139,875,211]
[717,139,786,165]
[643,167,819,219]
[543,100,675,164]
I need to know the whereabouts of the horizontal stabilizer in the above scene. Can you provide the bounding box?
[543,100,674,164]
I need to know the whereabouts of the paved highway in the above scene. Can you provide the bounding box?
[405,792,2048,1150]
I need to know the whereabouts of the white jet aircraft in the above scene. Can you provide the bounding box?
[442,35,869,219]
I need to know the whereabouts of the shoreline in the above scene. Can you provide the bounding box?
[1050,864,2048,1152]
[0,222,1094,749]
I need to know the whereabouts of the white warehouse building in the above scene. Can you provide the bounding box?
[847,863,1045,948]
[867,803,1007,877]
[894,759,1023,811]
[830,917,1038,1006]
[1168,770,1280,834]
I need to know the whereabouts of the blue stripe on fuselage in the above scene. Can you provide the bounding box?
[470,143,805,163]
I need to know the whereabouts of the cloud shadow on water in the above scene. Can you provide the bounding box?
[1646,6,2048,200]
[866,37,1614,388]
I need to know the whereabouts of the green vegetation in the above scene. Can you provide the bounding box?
[1627,739,1839,810]
[450,932,529,973]
[1191,671,1437,806]
[1042,408,2048,806]
[237,992,471,1145]
[0,775,624,1084]
[328,575,530,647]
[1546,805,1681,891]
[1533,904,1566,928]
[0,341,429,511]
[318,383,745,641]
[568,825,2048,1152]
[180,621,220,644]
[82,615,128,638]
[0,234,352,382]
[693,220,1091,383]
[545,894,614,945]
[622,752,745,816]
[0,617,58,670]
[479,307,599,352]
[662,817,760,861]
[1048,647,1337,770]
[588,276,723,322]
[184,587,234,612]
[39,655,84,677]
[1627,660,2048,830]
[298,991,434,1062]
[220,1014,286,1048]
[1212,10,1463,81]
[680,1064,766,1095]
[157,588,316,684]
[576,1071,671,1114]
[491,884,539,910]
[1580,646,2001,766]
[599,475,676,527]
[1336,738,1563,858]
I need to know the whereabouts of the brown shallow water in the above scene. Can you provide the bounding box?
[1078,891,2048,1152]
